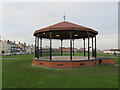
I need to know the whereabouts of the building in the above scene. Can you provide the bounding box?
[26,44,35,54]
[97,50,103,53]
[104,49,120,54]
[17,42,23,50]
[58,47,78,52]
[0,40,8,53]
[58,47,66,52]
[17,42,28,53]
[0,40,35,55]
[103,50,111,54]
[79,48,85,52]
[109,49,120,54]
[0,40,17,55]
[8,40,17,54]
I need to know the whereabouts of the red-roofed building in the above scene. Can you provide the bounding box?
[58,47,78,52]
[58,47,66,52]
[103,50,111,54]
[104,49,120,54]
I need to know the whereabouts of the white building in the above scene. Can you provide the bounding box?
[109,49,120,54]
[26,44,35,54]
[104,49,120,54]
[0,40,17,54]
[0,40,8,53]
[103,50,111,54]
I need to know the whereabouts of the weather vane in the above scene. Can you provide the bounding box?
[63,13,66,21]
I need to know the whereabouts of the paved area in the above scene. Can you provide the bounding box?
[39,56,95,61]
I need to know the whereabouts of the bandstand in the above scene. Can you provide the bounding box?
[32,21,115,68]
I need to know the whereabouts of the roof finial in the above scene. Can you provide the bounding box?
[63,13,66,21]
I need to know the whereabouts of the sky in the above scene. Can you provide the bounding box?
[1,2,118,50]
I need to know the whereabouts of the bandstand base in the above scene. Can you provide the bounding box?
[32,56,115,69]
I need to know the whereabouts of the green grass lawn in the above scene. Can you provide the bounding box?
[2,53,119,88]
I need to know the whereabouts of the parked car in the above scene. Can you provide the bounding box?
[6,53,12,56]
[3,53,7,56]
[21,52,26,55]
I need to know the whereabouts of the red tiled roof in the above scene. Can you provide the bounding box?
[104,50,109,51]
[34,21,98,35]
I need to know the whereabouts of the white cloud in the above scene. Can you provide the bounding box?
[97,34,118,50]
[0,0,119,2]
